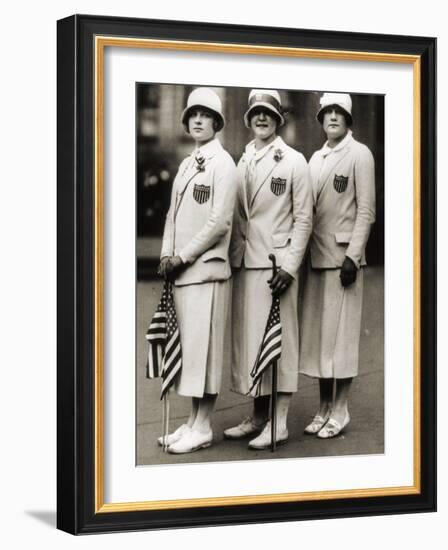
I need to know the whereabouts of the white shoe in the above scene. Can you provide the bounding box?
[317,413,350,439]
[304,411,330,435]
[157,423,189,446]
[168,428,213,454]
[223,416,266,440]
[248,421,288,450]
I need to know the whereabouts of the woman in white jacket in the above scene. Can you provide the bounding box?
[158,87,238,454]
[299,93,376,439]
[224,89,312,449]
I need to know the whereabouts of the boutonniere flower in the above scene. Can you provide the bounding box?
[195,154,206,172]
[273,149,284,162]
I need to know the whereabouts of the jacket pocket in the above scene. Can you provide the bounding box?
[334,232,352,244]
[202,249,226,263]
[272,232,291,248]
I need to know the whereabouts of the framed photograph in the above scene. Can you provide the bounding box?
[57,14,436,534]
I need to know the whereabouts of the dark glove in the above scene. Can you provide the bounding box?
[268,269,294,297]
[165,255,186,282]
[169,255,184,272]
[157,256,171,279]
[340,256,357,287]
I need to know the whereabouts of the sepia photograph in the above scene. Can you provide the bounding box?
[136,83,384,465]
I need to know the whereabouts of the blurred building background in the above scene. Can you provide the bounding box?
[136,84,384,279]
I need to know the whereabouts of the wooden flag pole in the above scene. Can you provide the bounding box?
[268,254,278,453]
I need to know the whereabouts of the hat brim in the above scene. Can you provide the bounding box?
[316,104,353,126]
[244,102,284,128]
[181,105,225,133]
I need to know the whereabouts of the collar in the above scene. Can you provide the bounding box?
[193,137,223,160]
[321,130,353,157]
[245,135,284,161]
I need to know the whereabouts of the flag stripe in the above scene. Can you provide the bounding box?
[258,329,282,353]
[256,338,282,369]
[147,343,163,378]
[162,365,180,393]
[158,345,164,376]
[146,334,166,343]
[255,343,282,377]
[259,326,282,350]
[251,326,281,372]
[250,331,281,376]
[147,322,166,330]
[164,329,179,357]
[161,351,182,397]
[147,329,166,336]
[253,343,282,379]
[163,341,181,372]
[162,356,181,388]
[163,339,181,367]
[162,342,181,377]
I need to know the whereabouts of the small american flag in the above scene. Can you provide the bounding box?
[248,295,282,395]
[146,282,182,399]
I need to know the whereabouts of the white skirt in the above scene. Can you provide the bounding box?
[231,268,299,396]
[173,279,231,397]
[299,267,364,379]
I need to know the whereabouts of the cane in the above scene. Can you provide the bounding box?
[268,254,278,452]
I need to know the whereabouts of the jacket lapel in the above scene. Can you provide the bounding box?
[174,139,222,216]
[250,156,277,209]
[174,165,200,217]
[237,155,250,219]
[316,135,353,200]
[250,139,285,209]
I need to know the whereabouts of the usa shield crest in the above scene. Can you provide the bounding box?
[333,174,349,193]
[193,184,211,204]
[270,177,287,196]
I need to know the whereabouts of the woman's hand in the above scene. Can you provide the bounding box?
[268,269,293,297]
[157,256,171,279]
[340,256,357,287]
[169,256,184,273]
[162,255,186,281]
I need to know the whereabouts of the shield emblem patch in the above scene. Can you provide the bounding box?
[333,174,349,193]
[193,184,211,204]
[270,177,287,196]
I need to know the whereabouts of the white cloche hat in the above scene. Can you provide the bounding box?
[181,87,225,132]
[317,92,353,125]
[243,89,285,128]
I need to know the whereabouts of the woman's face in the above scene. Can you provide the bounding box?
[188,108,216,144]
[322,106,349,141]
[249,107,277,142]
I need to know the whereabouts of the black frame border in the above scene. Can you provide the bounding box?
[57,14,436,535]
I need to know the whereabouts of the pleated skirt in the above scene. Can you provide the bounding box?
[299,267,364,379]
[173,279,231,398]
[231,268,299,396]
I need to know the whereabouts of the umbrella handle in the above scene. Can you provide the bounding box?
[268,253,278,278]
